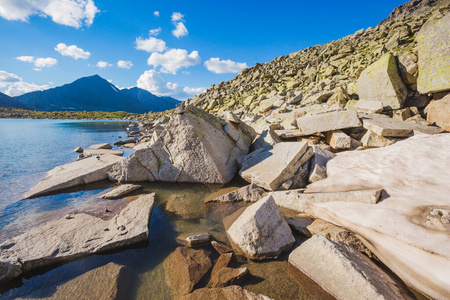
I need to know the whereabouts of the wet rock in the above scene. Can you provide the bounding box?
[0,194,155,284]
[211,241,233,254]
[306,134,450,299]
[208,267,250,288]
[109,106,250,184]
[24,155,124,199]
[270,189,382,216]
[100,184,141,199]
[226,196,295,260]
[287,217,314,237]
[176,233,211,247]
[357,53,407,110]
[74,146,83,153]
[426,94,450,131]
[308,146,335,183]
[417,11,450,94]
[288,235,410,300]
[240,141,312,191]
[296,110,361,136]
[164,247,212,297]
[325,130,351,149]
[179,285,272,300]
[166,194,203,219]
[88,143,113,150]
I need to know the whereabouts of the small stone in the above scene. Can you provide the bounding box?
[74,147,83,153]
[211,241,233,254]
[326,130,351,149]
[101,184,141,200]
[354,100,384,114]
[176,233,211,247]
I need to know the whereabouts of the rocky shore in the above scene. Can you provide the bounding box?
[1,0,450,299]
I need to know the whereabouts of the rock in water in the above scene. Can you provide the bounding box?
[24,155,124,199]
[101,184,141,199]
[427,94,450,131]
[226,196,295,259]
[179,285,273,300]
[288,235,410,300]
[163,247,212,297]
[109,106,250,184]
[239,141,312,191]
[88,143,113,150]
[417,11,450,94]
[0,193,155,284]
[205,184,267,204]
[357,53,407,110]
[306,134,450,299]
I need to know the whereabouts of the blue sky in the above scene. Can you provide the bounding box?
[0,0,407,100]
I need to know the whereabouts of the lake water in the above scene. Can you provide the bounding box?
[0,119,313,299]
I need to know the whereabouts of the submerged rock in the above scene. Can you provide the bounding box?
[24,155,124,199]
[179,285,272,300]
[226,196,295,260]
[176,233,211,247]
[0,193,155,284]
[288,235,410,300]
[100,184,141,199]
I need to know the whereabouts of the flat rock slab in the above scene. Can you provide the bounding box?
[239,141,311,191]
[227,196,295,260]
[24,155,124,199]
[84,149,124,157]
[270,189,382,216]
[354,99,384,114]
[288,235,410,300]
[362,114,443,137]
[325,130,351,149]
[360,130,396,148]
[88,143,113,150]
[296,110,361,136]
[306,133,450,299]
[179,285,273,300]
[204,184,267,204]
[176,233,211,247]
[0,193,155,284]
[274,129,303,139]
[101,184,141,199]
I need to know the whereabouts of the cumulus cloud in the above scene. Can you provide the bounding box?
[171,12,188,38]
[204,57,248,74]
[0,0,100,28]
[136,70,204,99]
[117,60,133,69]
[96,61,111,68]
[55,43,91,60]
[149,27,162,36]
[0,70,49,96]
[153,11,159,17]
[16,56,58,68]
[135,37,166,53]
[147,49,200,74]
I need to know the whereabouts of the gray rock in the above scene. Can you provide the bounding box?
[250,128,282,151]
[360,130,396,148]
[288,235,410,300]
[308,146,335,183]
[362,114,443,137]
[427,94,450,131]
[240,141,312,191]
[176,233,211,247]
[226,196,295,260]
[325,130,351,149]
[204,184,267,204]
[83,149,124,157]
[296,110,362,136]
[88,143,113,150]
[0,193,155,284]
[354,99,384,114]
[270,189,382,216]
[100,184,141,199]
[74,146,83,153]
[24,155,124,199]
[287,217,314,237]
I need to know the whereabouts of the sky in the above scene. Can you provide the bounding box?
[0,0,407,100]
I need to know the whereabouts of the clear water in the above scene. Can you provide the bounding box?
[0,119,314,300]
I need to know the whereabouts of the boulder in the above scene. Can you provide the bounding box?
[208,267,249,288]
[357,53,407,110]
[24,155,124,199]
[211,241,233,254]
[84,149,124,157]
[0,193,155,284]
[226,196,295,259]
[417,12,450,94]
[354,99,384,114]
[325,130,351,149]
[286,217,314,237]
[270,189,382,216]
[179,285,272,300]
[362,114,443,136]
[288,236,410,300]
[250,128,282,151]
[100,184,141,199]
[88,143,113,150]
[164,247,212,297]
[109,106,250,184]
[427,94,450,131]
[308,146,335,183]
[224,116,257,153]
[306,134,450,299]
[360,130,395,148]
[296,110,362,136]
[239,141,312,191]
[204,184,267,204]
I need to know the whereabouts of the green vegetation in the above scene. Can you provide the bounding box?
[0,107,143,120]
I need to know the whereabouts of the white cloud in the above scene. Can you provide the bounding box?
[171,12,188,38]
[0,70,21,88]
[147,49,200,74]
[15,56,58,68]
[149,27,162,36]
[153,11,159,17]
[136,70,204,99]
[171,12,183,22]
[96,61,111,68]
[204,57,248,74]
[0,0,100,28]
[172,22,188,38]
[135,37,166,53]
[0,70,49,96]
[55,43,91,60]
[117,60,133,69]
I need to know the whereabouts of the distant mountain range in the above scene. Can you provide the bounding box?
[0,92,29,109]
[5,75,180,113]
